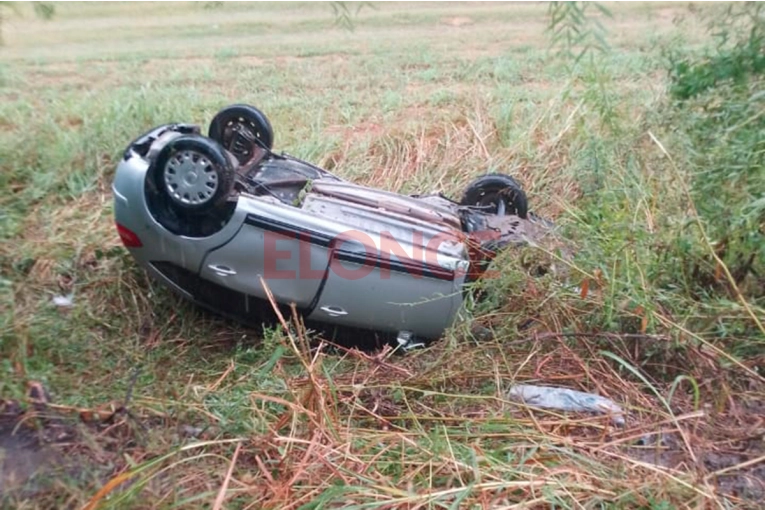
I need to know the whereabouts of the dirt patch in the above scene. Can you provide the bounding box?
[624,417,765,502]
[0,418,62,495]
[441,16,474,27]
[0,386,73,499]
[0,382,184,506]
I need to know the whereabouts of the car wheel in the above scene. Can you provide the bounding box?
[151,134,235,214]
[208,104,274,164]
[460,173,528,219]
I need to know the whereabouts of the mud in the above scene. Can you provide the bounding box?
[623,400,765,503]
[0,404,66,497]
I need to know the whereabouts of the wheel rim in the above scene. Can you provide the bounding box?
[477,189,512,215]
[163,150,218,206]
[223,117,264,160]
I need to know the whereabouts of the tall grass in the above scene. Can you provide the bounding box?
[664,3,765,306]
[1,3,763,508]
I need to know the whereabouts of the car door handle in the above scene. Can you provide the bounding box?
[320,305,348,317]
[209,264,236,276]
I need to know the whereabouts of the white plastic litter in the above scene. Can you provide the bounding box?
[52,294,74,308]
[507,384,626,426]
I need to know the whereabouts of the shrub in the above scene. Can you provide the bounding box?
[665,3,765,299]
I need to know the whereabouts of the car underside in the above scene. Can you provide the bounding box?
[113,105,538,349]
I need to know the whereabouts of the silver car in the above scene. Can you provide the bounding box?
[113,104,533,348]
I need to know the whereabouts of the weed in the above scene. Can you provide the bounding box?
[1,2,763,508]
[662,3,765,305]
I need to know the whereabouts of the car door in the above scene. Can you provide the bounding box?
[299,194,469,339]
[199,202,333,310]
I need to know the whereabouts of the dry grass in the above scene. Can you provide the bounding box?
[24,326,757,508]
[1,2,763,509]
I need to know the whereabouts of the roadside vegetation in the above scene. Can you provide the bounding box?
[1,2,762,508]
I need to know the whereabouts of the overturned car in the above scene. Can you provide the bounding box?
[113,104,535,348]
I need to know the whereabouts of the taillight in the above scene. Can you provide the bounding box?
[116,223,143,248]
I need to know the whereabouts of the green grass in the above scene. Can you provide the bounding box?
[1,2,763,509]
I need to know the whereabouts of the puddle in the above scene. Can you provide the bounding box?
[625,431,765,501]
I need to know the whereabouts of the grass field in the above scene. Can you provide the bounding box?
[1,2,764,509]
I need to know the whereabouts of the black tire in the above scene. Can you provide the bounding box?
[460,173,528,219]
[151,134,235,214]
[208,104,274,164]
[124,123,201,160]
